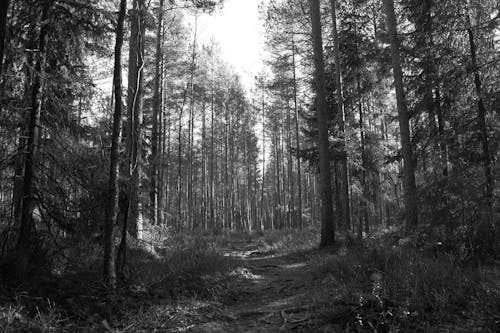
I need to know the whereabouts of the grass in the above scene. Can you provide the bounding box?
[0,230,239,332]
[257,226,320,253]
[1,226,499,332]
[303,230,500,332]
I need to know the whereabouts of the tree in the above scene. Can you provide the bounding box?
[291,37,303,229]
[104,0,127,290]
[126,0,146,239]
[329,0,350,232]
[383,0,418,227]
[16,0,53,275]
[0,0,9,80]
[308,0,335,246]
[465,0,494,208]
[117,0,146,272]
[150,0,165,226]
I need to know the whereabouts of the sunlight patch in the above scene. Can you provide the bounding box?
[281,262,307,269]
[230,267,263,280]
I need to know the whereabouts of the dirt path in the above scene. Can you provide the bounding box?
[188,240,325,333]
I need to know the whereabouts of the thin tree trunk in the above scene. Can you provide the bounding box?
[165,104,172,224]
[273,131,281,229]
[359,96,369,234]
[224,102,229,229]
[201,102,207,229]
[0,0,9,80]
[353,6,369,234]
[434,86,448,176]
[286,88,294,228]
[291,37,303,229]
[158,27,166,225]
[280,121,287,228]
[210,50,215,229]
[261,86,266,230]
[150,0,164,226]
[104,0,126,290]
[309,0,335,246]
[383,0,418,227]
[177,96,183,229]
[330,0,350,231]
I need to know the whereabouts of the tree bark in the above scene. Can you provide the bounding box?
[330,0,350,232]
[309,0,335,246]
[150,0,164,226]
[210,47,215,229]
[260,83,266,230]
[104,0,126,290]
[291,37,303,229]
[125,0,146,240]
[383,0,418,227]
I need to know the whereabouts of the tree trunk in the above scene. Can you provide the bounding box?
[383,0,418,227]
[104,0,126,290]
[309,0,335,246]
[150,0,164,226]
[202,102,207,229]
[157,27,166,225]
[126,0,146,239]
[210,49,215,229]
[434,86,448,176]
[261,85,266,230]
[291,38,303,229]
[353,6,369,235]
[0,0,9,81]
[465,5,493,207]
[330,0,350,232]
[286,84,294,228]
[16,1,52,275]
[177,95,183,229]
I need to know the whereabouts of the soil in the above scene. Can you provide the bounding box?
[185,240,331,333]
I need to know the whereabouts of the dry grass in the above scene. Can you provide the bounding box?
[304,231,500,332]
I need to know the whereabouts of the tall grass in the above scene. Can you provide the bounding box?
[307,240,500,331]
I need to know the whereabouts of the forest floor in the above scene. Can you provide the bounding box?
[1,228,500,332]
[187,239,329,332]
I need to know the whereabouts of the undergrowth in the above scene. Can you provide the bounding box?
[0,231,237,332]
[257,226,320,253]
[306,230,500,332]
[1,226,499,332]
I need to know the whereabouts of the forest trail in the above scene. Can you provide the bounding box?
[188,239,326,333]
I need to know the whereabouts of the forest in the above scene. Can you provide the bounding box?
[0,0,499,331]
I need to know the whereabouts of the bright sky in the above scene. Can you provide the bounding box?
[195,0,268,90]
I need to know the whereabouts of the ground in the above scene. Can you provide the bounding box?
[188,240,321,332]
[1,229,499,332]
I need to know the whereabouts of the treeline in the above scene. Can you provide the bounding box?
[260,0,499,249]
